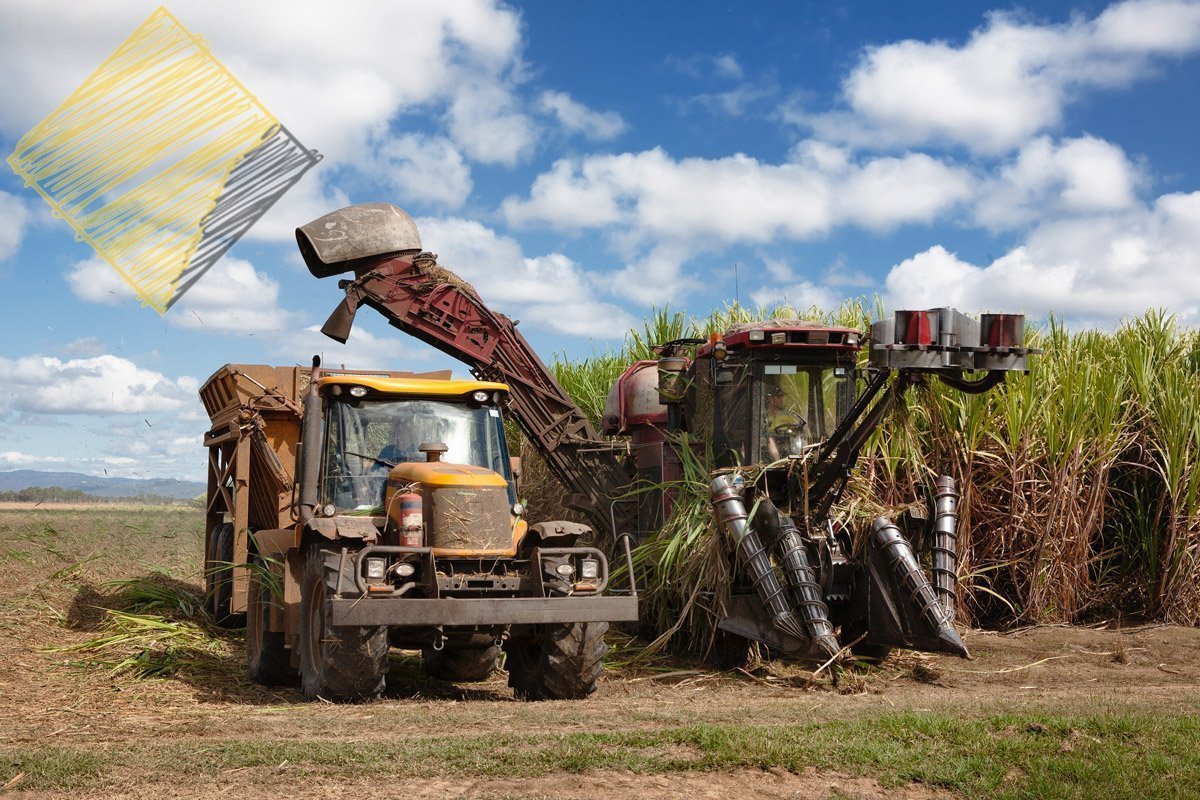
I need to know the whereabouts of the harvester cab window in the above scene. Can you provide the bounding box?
[321,397,514,512]
[760,365,852,460]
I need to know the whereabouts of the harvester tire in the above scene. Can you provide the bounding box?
[246,553,297,686]
[422,645,501,682]
[504,622,607,701]
[298,546,388,701]
[707,629,754,670]
[207,523,244,628]
[839,619,892,667]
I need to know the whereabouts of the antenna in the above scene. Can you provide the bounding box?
[734,262,740,307]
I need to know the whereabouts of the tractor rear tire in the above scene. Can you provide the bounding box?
[298,546,388,701]
[246,553,297,686]
[422,645,501,682]
[505,622,607,701]
[207,523,244,628]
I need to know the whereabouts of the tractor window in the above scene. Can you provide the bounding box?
[760,365,853,460]
[321,397,512,511]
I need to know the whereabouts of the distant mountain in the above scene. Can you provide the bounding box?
[0,470,205,500]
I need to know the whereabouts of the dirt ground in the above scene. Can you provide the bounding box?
[2,507,1198,798]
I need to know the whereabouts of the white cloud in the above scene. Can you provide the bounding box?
[375,134,472,209]
[0,0,537,240]
[416,217,636,336]
[713,54,744,80]
[539,90,627,140]
[65,258,138,305]
[974,135,1141,230]
[171,257,298,333]
[0,354,192,415]
[0,451,69,469]
[277,324,412,372]
[803,0,1200,153]
[0,190,30,261]
[884,190,1200,325]
[59,337,107,358]
[750,280,841,311]
[445,78,536,166]
[66,256,298,334]
[505,148,973,243]
[501,147,974,301]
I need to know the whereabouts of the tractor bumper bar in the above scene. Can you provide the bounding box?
[329,595,639,627]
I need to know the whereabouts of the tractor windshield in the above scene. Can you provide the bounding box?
[760,364,854,460]
[320,397,512,511]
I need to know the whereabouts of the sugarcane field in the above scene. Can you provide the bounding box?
[4,2,1200,799]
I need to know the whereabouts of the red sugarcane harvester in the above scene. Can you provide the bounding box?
[299,203,1037,665]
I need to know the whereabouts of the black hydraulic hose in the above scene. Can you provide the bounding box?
[937,370,1006,394]
[931,476,959,618]
[710,475,807,642]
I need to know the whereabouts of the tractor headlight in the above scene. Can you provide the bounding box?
[349,385,368,397]
[393,562,416,578]
[580,558,600,580]
[472,390,489,402]
[555,563,576,578]
[365,557,387,580]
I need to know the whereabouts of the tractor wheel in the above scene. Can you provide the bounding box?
[297,546,388,701]
[839,619,892,667]
[246,552,297,686]
[207,523,244,628]
[706,628,754,670]
[504,622,607,701]
[422,644,501,682]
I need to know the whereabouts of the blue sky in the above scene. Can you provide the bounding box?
[1,0,1198,481]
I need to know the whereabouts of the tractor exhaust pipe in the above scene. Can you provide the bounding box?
[871,516,969,658]
[931,476,959,618]
[710,476,809,644]
[772,511,840,658]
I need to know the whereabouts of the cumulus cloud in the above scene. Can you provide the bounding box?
[539,90,627,140]
[0,0,537,237]
[276,323,412,372]
[67,256,298,334]
[0,190,30,261]
[504,148,973,241]
[0,354,193,415]
[170,257,299,333]
[884,190,1200,326]
[973,135,1142,230]
[501,146,974,302]
[416,217,637,336]
[375,134,472,209]
[65,258,138,305]
[801,0,1200,153]
[0,451,69,469]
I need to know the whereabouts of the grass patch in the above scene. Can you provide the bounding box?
[7,712,1195,796]
[0,747,107,790]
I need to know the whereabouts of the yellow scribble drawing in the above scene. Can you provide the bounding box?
[8,7,319,313]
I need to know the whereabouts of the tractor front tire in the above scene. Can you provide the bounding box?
[246,553,297,686]
[422,645,501,683]
[298,546,388,701]
[505,622,607,701]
